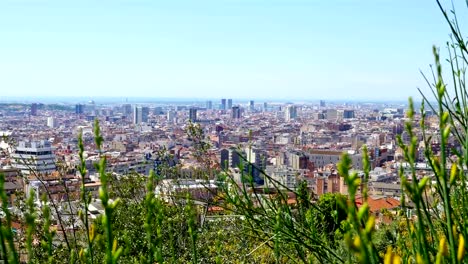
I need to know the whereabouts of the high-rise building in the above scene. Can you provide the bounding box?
[11,140,56,176]
[206,100,213,110]
[75,104,84,114]
[263,102,268,112]
[320,100,326,107]
[231,106,241,119]
[243,147,266,184]
[285,105,297,121]
[249,100,255,111]
[47,117,56,128]
[142,107,149,122]
[133,106,142,125]
[220,148,242,170]
[134,106,149,124]
[189,108,198,122]
[227,99,233,109]
[167,111,176,123]
[343,110,355,119]
[31,103,38,116]
[220,99,227,110]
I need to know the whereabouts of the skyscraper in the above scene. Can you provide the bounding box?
[133,107,141,124]
[263,102,268,112]
[189,108,198,122]
[249,100,255,111]
[285,105,297,121]
[343,110,355,119]
[231,106,241,119]
[134,106,149,124]
[167,111,176,123]
[220,148,242,170]
[227,99,233,109]
[142,107,149,122]
[221,99,227,110]
[320,100,326,107]
[75,104,84,114]
[206,100,213,110]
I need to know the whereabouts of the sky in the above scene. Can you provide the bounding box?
[0,0,462,101]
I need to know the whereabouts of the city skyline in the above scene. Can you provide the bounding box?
[0,0,459,100]
[0,95,414,106]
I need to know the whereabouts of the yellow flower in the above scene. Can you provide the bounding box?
[353,236,361,249]
[439,237,448,256]
[416,254,424,264]
[384,247,401,264]
[458,234,465,261]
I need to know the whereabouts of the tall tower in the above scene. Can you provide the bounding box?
[231,106,241,119]
[206,100,213,110]
[75,104,84,114]
[141,107,149,123]
[227,99,233,109]
[343,110,355,119]
[189,108,198,122]
[285,105,297,121]
[221,99,227,110]
[134,106,149,124]
[133,106,140,124]
[167,111,176,123]
[249,100,255,111]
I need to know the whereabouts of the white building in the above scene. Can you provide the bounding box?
[154,179,218,203]
[11,140,56,176]
[47,117,56,128]
[167,111,176,123]
[308,149,364,169]
[265,165,301,189]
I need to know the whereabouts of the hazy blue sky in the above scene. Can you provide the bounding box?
[0,0,460,100]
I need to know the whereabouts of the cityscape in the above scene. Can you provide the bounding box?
[0,98,423,207]
[0,98,441,253]
[1,0,468,263]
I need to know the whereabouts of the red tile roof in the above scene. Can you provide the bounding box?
[355,196,400,213]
